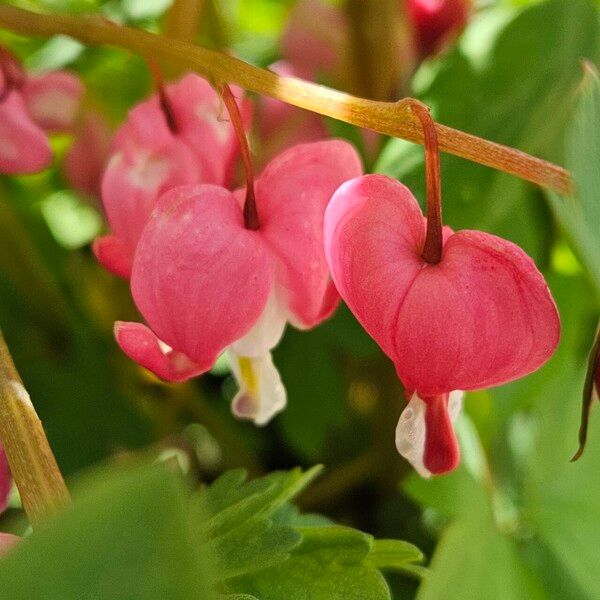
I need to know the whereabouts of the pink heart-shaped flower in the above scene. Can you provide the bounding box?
[325,174,560,396]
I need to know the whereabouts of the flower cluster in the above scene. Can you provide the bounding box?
[0,10,561,478]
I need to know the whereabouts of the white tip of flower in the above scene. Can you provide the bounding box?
[229,351,287,426]
[395,390,464,478]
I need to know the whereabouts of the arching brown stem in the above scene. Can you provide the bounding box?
[219,83,259,230]
[0,5,572,195]
[410,100,443,264]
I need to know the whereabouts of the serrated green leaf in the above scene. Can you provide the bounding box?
[231,526,392,600]
[366,539,425,573]
[197,466,323,538]
[208,518,301,580]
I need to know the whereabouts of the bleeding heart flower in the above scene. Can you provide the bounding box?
[0,46,82,175]
[282,0,349,82]
[406,0,471,58]
[116,138,362,425]
[94,73,250,279]
[324,102,560,476]
[258,61,329,166]
[63,110,113,200]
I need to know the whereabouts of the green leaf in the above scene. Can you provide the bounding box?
[231,526,393,600]
[417,514,545,600]
[0,463,216,600]
[547,63,600,296]
[195,467,322,581]
[366,539,425,574]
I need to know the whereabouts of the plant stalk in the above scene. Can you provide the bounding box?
[0,5,571,195]
[0,328,69,526]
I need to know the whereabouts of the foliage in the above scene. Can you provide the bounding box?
[0,462,423,599]
[0,0,598,599]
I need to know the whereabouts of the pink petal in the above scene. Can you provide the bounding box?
[422,393,461,475]
[130,184,272,371]
[257,140,362,328]
[0,92,52,174]
[21,71,83,132]
[101,136,200,253]
[324,175,425,358]
[394,230,560,394]
[114,322,206,382]
[63,111,112,198]
[165,74,250,185]
[92,235,133,279]
[325,174,560,395]
[0,446,11,513]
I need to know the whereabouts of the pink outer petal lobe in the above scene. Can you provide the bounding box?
[0,92,52,174]
[130,184,273,370]
[115,322,207,382]
[257,140,362,328]
[92,235,133,279]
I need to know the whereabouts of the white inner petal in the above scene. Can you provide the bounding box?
[395,394,430,478]
[395,390,465,478]
[230,289,288,357]
[228,350,287,426]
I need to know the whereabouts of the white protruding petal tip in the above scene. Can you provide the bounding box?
[229,351,287,426]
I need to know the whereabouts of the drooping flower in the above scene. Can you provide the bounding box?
[258,61,329,165]
[281,0,350,82]
[324,102,560,476]
[406,0,471,58]
[93,73,250,279]
[0,46,83,175]
[63,110,113,199]
[116,139,362,424]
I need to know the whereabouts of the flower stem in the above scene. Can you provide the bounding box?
[147,59,179,134]
[219,83,259,230]
[409,100,443,264]
[0,328,69,525]
[0,4,571,195]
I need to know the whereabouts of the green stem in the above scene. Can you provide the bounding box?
[0,5,571,194]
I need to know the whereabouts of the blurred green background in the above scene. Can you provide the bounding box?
[0,0,599,598]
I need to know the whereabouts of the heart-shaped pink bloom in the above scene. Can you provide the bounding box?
[95,73,250,279]
[407,0,471,58]
[0,91,52,174]
[63,110,113,199]
[116,140,362,420]
[258,61,329,165]
[20,71,84,132]
[282,0,349,81]
[324,174,560,474]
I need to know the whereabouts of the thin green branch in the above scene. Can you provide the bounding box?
[0,4,571,194]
